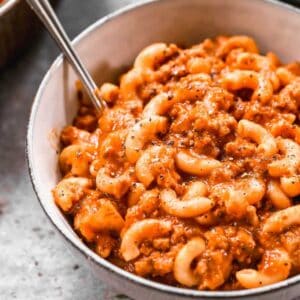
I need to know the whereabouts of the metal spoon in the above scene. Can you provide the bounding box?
[26,0,106,114]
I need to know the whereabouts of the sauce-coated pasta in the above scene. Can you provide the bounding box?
[53,35,300,290]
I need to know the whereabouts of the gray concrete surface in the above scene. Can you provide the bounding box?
[0,1,141,299]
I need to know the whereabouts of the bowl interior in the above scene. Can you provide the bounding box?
[28,0,300,298]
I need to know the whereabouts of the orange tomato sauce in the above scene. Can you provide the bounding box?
[53,36,300,290]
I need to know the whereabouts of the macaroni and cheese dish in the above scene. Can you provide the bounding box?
[53,35,300,290]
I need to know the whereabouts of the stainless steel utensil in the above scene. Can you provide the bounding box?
[25,0,106,113]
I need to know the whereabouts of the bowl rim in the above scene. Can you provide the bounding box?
[27,0,300,297]
[0,0,19,17]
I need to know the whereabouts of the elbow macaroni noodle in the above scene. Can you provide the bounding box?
[174,237,206,286]
[53,35,300,290]
[222,70,273,104]
[120,219,172,261]
[236,249,291,289]
[160,188,214,218]
[175,150,222,176]
[237,120,277,157]
[125,116,168,163]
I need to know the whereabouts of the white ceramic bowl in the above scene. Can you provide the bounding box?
[27,0,300,299]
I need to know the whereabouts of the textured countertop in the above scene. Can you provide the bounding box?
[0,1,138,299]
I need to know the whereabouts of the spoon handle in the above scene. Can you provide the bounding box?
[26,0,106,113]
